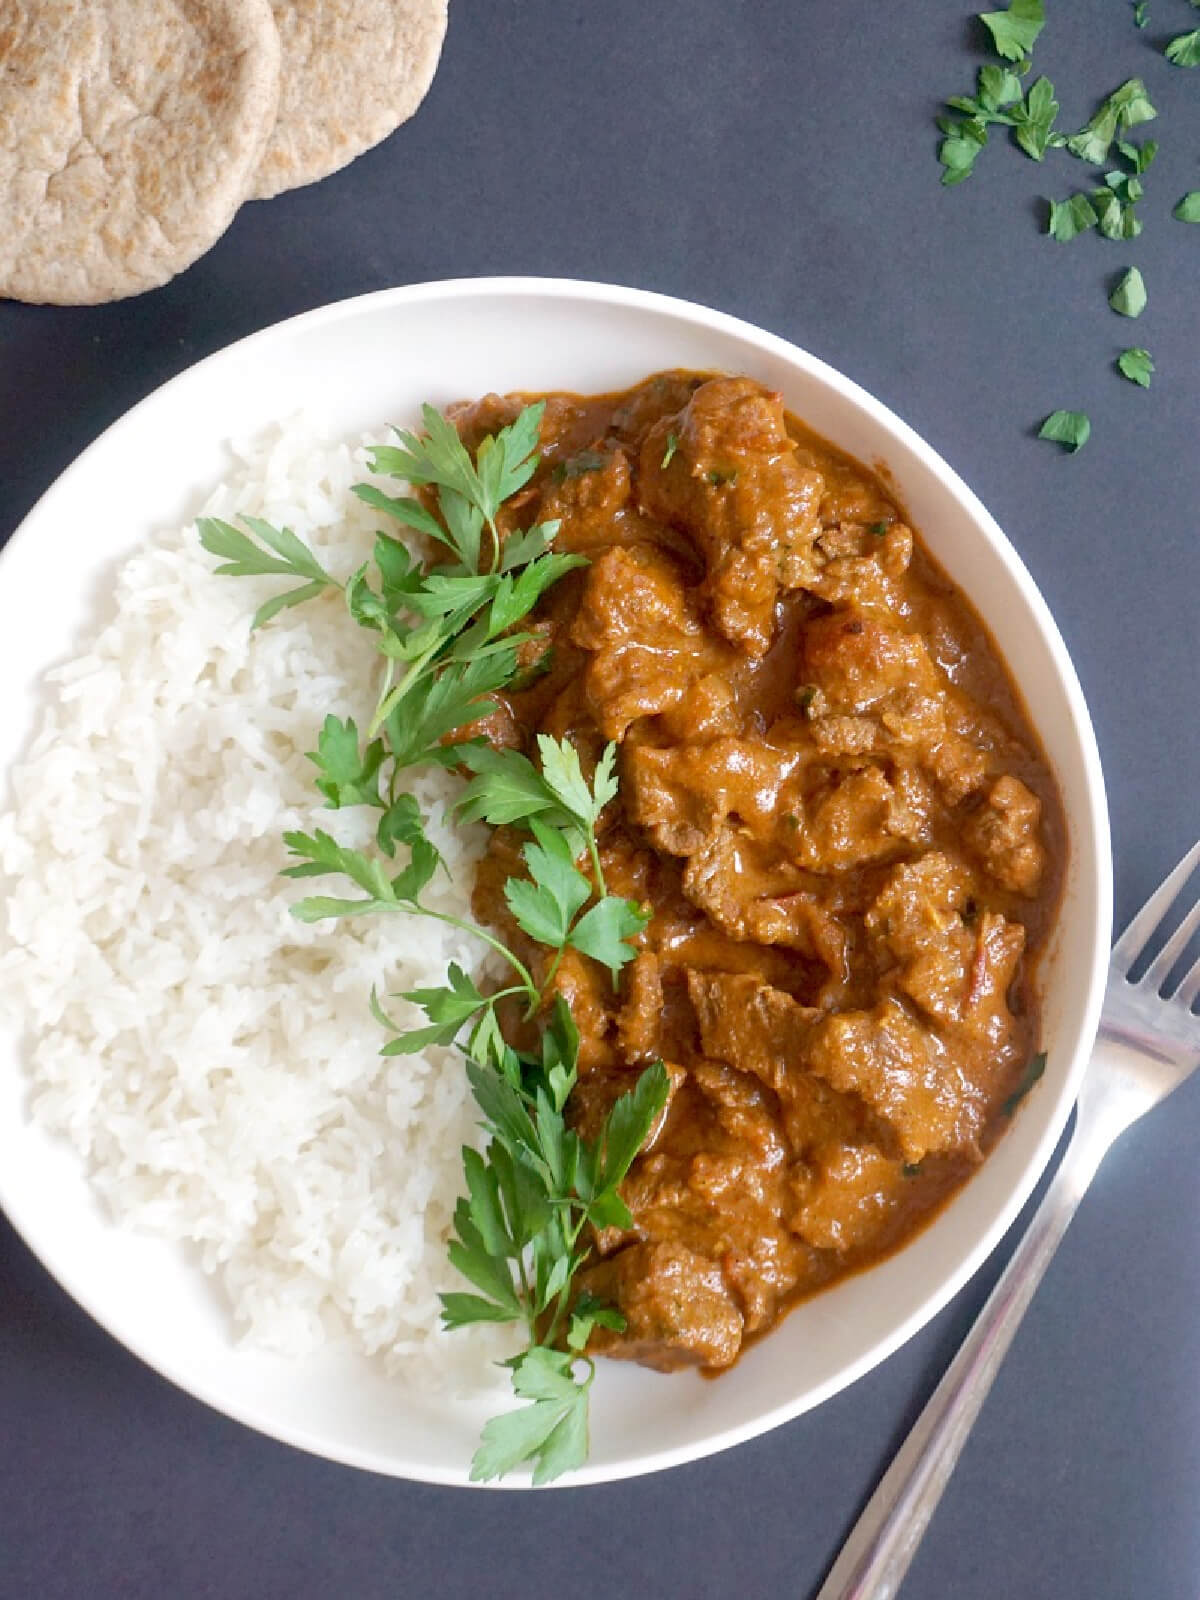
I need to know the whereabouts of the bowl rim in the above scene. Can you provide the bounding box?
[0,275,1112,1487]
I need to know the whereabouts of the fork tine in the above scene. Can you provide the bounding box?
[1112,839,1200,977]
[1177,956,1200,1010]
[1141,893,1200,993]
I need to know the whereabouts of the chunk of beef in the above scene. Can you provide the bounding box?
[623,735,806,857]
[803,610,939,712]
[964,775,1046,896]
[687,970,818,1094]
[865,855,1026,1039]
[808,523,915,613]
[790,1144,909,1254]
[806,998,985,1162]
[570,545,731,740]
[656,672,742,742]
[808,714,885,757]
[681,826,802,940]
[866,853,975,1026]
[544,946,616,1073]
[804,609,994,806]
[582,1240,744,1370]
[615,952,663,1062]
[787,766,909,873]
[687,970,870,1157]
[741,892,851,980]
[536,447,633,548]
[638,378,825,656]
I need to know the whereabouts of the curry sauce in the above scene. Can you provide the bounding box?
[450,371,1064,1374]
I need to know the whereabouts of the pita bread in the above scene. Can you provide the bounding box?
[251,0,447,201]
[0,0,281,305]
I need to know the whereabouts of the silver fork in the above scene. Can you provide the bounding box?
[817,839,1200,1600]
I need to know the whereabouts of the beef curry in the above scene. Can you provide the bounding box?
[448,372,1064,1375]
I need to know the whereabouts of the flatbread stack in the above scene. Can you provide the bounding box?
[0,0,448,306]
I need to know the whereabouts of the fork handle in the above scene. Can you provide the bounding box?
[815,1122,1109,1600]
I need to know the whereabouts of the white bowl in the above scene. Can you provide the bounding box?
[0,278,1111,1486]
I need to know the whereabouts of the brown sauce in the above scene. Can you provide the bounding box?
[450,371,1065,1374]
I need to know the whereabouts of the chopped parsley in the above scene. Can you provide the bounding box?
[1038,410,1091,452]
[1165,29,1200,67]
[553,450,608,481]
[1067,78,1157,167]
[979,0,1045,63]
[1117,348,1154,387]
[660,431,679,468]
[1046,192,1098,242]
[1002,1051,1048,1116]
[1174,191,1200,222]
[1109,266,1147,317]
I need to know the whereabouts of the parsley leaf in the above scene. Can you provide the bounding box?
[567,896,650,977]
[1132,0,1148,24]
[1038,411,1091,452]
[197,515,338,630]
[1117,348,1154,387]
[1012,75,1060,160]
[1046,193,1097,242]
[979,0,1045,62]
[384,964,495,1054]
[1116,138,1157,175]
[1165,29,1200,66]
[1067,79,1157,166]
[504,822,591,949]
[661,432,680,468]
[306,716,386,808]
[938,117,990,186]
[470,1347,592,1486]
[1002,1051,1048,1115]
[1174,192,1200,222]
[1109,266,1147,317]
[553,450,608,481]
[1091,175,1143,241]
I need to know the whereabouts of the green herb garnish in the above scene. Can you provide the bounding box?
[1109,266,1147,318]
[1038,411,1091,452]
[1012,75,1060,159]
[938,66,1062,183]
[553,450,607,481]
[1117,348,1154,388]
[979,0,1045,63]
[1090,172,1144,241]
[661,431,679,468]
[1165,29,1200,67]
[1132,0,1148,27]
[1046,193,1098,243]
[1002,1050,1047,1115]
[452,1034,668,1483]
[197,515,339,631]
[204,401,667,1483]
[1174,192,1200,222]
[1066,79,1157,167]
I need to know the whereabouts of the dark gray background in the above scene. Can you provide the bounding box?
[2,3,1197,1596]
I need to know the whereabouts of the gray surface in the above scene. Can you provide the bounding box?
[1,2,1197,1596]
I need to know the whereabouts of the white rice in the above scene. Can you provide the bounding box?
[0,418,517,1391]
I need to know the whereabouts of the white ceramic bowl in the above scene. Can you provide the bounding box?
[0,278,1111,1486]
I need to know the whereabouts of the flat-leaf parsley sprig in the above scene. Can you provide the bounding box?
[201,400,666,1482]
